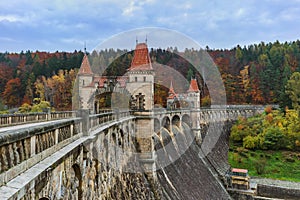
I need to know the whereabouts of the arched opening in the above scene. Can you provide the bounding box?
[120,129,124,138]
[39,198,50,200]
[154,118,160,134]
[112,132,117,144]
[72,164,83,200]
[119,129,124,147]
[94,76,132,113]
[182,114,191,127]
[93,159,99,191]
[171,115,180,128]
[95,91,113,111]
[162,116,171,131]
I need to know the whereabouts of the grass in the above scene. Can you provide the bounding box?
[228,148,300,182]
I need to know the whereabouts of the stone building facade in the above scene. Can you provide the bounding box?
[77,42,155,112]
[167,78,201,109]
[77,42,201,112]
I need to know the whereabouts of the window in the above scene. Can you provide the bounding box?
[135,77,138,82]
[143,76,146,82]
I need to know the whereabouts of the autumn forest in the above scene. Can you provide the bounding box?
[1,40,300,112]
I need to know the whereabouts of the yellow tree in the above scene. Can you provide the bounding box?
[34,76,47,101]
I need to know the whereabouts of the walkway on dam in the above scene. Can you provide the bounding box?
[0,118,77,133]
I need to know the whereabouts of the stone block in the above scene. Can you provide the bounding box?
[5,162,27,184]
[0,186,18,200]
[0,172,5,186]
[26,154,42,170]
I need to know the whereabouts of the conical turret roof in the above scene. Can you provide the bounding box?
[187,78,200,92]
[168,81,177,99]
[78,54,93,75]
[128,43,152,71]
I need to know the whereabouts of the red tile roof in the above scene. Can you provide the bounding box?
[128,43,152,71]
[187,79,200,92]
[232,168,248,174]
[78,54,93,75]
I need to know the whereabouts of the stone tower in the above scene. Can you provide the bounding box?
[126,42,155,173]
[78,54,95,110]
[187,78,202,144]
[126,42,154,111]
[187,78,200,109]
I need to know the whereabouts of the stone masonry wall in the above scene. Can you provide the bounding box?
[34,124,158,200]
[257,184,300,199]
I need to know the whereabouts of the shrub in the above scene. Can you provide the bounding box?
[263,127,286,150]
[265,105,273,114]
[243,135,257,149]
[201,95,211,107]
[254,158,267,175]
[31,101,50,113]
[19,103,32,113]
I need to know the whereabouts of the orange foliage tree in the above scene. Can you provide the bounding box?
[2,78,22,108]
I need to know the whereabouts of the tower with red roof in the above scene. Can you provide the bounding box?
[125,41,155,174]
[126,42,154,111]
[78,53,95,109]
[187,78,200,109]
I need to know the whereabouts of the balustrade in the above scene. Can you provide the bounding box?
[0,118,82,186]
[89,110,131,130]
[0,111,76,127]
[0,106,264,188]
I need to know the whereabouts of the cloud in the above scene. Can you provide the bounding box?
[0,36,16,42]
[0,15,23,22]
[0,0,299,52]
[122,0,140,16]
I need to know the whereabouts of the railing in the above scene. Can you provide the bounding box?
[0,108,132,188]
[200,105,265,112]
[0,118,82,186]
[89,109,131,130]
[50,111,76,120]
[0,111,76,127]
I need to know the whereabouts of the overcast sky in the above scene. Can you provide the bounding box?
[1,0,300,52]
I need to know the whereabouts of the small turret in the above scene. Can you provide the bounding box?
[187,78,200,109]
[78,53,94,109]
[187,78,200,93]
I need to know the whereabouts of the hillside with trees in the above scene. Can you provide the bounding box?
[228,71,300,181]
[0,40,300,112]
[0,51,84,111]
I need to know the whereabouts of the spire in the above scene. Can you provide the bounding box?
[168,80,177,99]
[145,35,147,44]
[169,80,175,94]
[78,54,93,75]
[128,42,153,71]
[187,78,200,92]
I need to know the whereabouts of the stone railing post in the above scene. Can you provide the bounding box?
[47,108,51,121]
[77,109,90,136]
[115,108,120,121]
[8,116,12,125]
[30,135,36,157]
